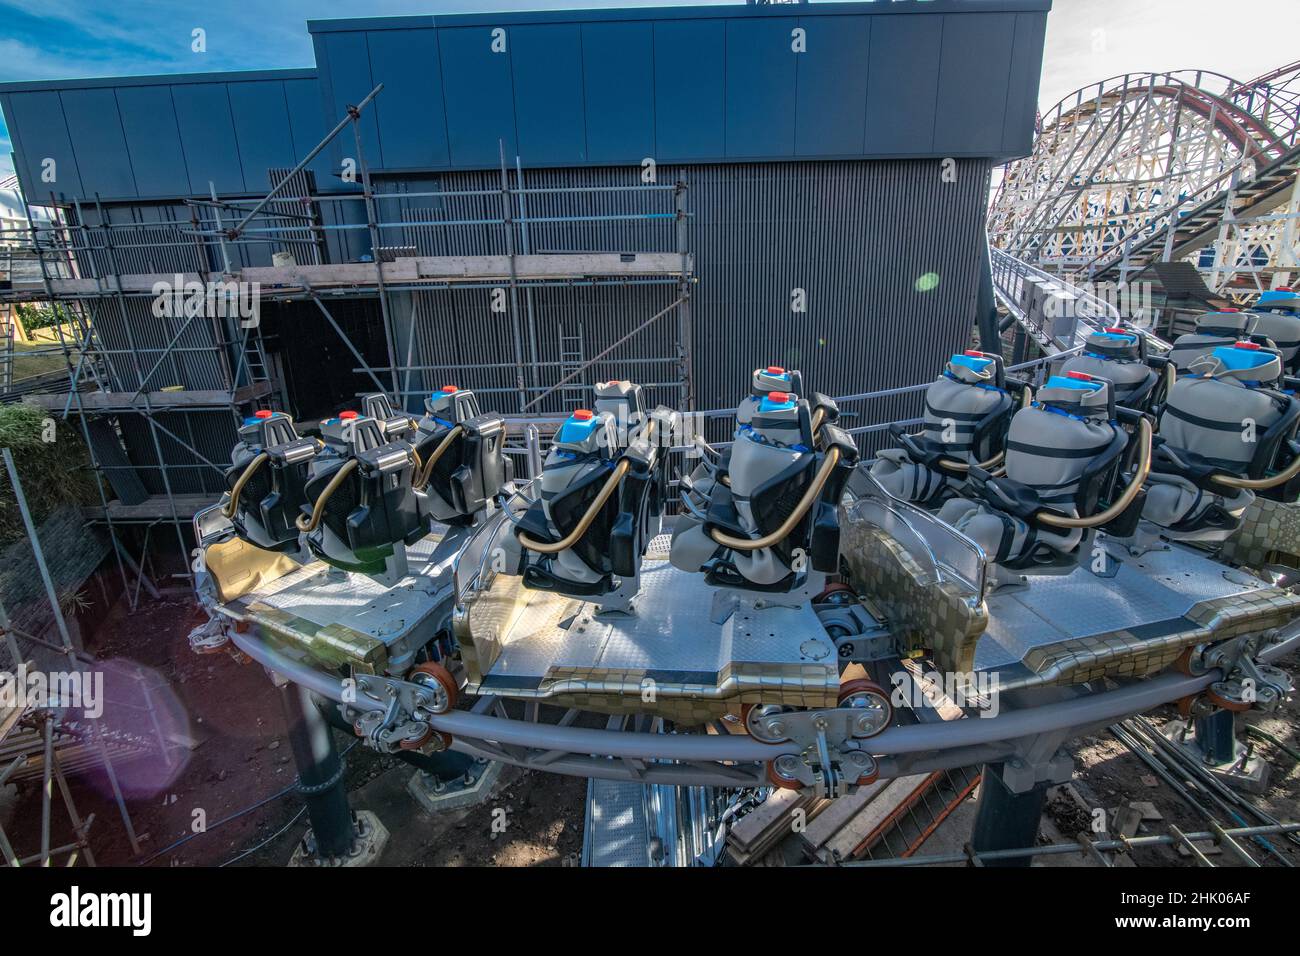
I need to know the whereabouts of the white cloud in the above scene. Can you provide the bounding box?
[1040,0,1300,112]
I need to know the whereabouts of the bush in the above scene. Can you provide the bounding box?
[0,404,101,547]
[15,303,70,334]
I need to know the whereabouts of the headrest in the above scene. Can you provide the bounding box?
[554,409,615,454]
[1256,288,1300,312]
[1037,372,1112,415]
[1195,343,1283,384]
[238,409,296,443]
[320,413,389,453]
[758,391,797,413]
[752,366,794,393]
[593,379,646,428]
[1194,309,1256,336]
[426,385,462,416]
[945,351,996,385]
[1083,327,1141,360]
[424,385,482,425]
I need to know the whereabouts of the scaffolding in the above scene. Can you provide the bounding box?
[0,83,695,588]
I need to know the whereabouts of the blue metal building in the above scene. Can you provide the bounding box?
[0,0,1049,517]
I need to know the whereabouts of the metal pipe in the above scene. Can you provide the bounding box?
[229,84,383,239]
[518,459,630,554]
[1036,416,1152,528]
[228,625,1300,764]
[709,447,841,551]
[296,458,358,533]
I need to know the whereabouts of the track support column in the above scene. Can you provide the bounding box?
[970,761,1049,867]
[279,682,388,866]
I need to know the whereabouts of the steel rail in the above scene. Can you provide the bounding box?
[227,624,1300,776]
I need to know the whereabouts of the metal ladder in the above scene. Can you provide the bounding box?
[558,325,586,410]
[857,766,983,861]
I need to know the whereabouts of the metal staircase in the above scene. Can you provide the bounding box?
[1086,141,1300,282]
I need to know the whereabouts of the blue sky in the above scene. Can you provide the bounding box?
[2,0,1297,181]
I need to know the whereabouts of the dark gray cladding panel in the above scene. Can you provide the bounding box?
[395,158,989,447]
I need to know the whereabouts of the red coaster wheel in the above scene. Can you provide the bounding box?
[1173,646,1200,677]
[766,759,803,791]
[409,660,458,713]
[1205,683,1252,713]
[398,726,453,751]
[850,763,880,787]
[837,678,893,737]
[813,582,857,604]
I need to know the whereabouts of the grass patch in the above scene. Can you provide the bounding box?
[0,404,101,548]
[5,340,80,382]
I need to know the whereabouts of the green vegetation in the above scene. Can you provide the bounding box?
[6,340,79,381]
[0,403,100,547]
[15,303,71,334]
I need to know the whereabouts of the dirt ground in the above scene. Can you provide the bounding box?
[2,597,585,867]
[1050,654,1300,867]
[3,595,1297,867]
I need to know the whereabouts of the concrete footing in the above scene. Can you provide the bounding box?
[408,757,501,814]
[1162,718,1270,795]
[288,810,389,867]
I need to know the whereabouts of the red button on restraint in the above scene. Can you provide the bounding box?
[766,366,785,374]
[440,385,457,393]
[1234,341,1261,350]
[339,410,358,420]
[1066,371,1093,380]
[573,409,594,420]
[768,391,790,403]
[254,409,273,419]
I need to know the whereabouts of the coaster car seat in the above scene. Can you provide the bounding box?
[1249,288,1300,374]
[1142,343,1300,542]
[670,389,858,592]
[410,386,511,527]
[683,365,838,513]
[222,409,318,551]
[1059,327,1168,412]
[938,372,1151,578]
[511,385,677,600]
[297,411,426,575]
[360,392,415,440]
[870,350,1021,507]
[1169,309,1259,372]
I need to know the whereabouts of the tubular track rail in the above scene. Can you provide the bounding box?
[229,623,1300,791]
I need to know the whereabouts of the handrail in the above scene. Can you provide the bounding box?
[1034,417,1153,529]
[516,459,630,554]
[1211,452,1300,490]
[220,452,268,518]
[295,458,359,533]
[709,446,841,551]
[414,424,463,488]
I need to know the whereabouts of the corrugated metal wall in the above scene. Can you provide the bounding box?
[62,154,989,494]
[387,157,990,445]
